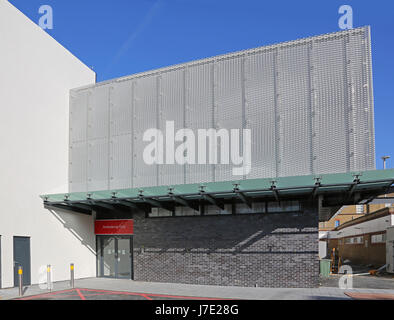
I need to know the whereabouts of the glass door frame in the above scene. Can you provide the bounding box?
[96,235,133,280]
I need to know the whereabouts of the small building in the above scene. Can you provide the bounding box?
[322,207,394,267]
[319,194,394,259]
[320,195,393,232]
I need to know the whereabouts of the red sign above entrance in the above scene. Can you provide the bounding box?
[94,220,134,235]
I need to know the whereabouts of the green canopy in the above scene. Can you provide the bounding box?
[41,169,394,219]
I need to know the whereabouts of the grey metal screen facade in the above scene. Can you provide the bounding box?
[69,26,375,193]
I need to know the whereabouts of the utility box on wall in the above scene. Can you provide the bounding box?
[69,26,376,193]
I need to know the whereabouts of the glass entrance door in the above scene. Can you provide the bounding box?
[98,236,133,279]
[117,237,132,278]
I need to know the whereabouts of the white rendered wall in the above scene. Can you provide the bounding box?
[0,1,96,288]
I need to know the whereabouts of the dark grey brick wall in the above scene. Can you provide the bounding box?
[132,204,319,288]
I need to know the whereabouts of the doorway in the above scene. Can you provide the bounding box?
[97,236,133,279]
[13,236,31,287]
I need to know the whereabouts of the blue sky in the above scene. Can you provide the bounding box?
[9,0,394,169]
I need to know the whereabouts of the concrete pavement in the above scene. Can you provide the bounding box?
[1,277,394,300]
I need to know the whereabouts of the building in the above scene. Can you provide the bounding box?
[1,1,393,289]
[321,205,367,231]
[0,1,96,288]
[322,207,394,267]
[42,26,394,288]
[319,205,367,259]
[319,194,394,259]
[319,202,392,236]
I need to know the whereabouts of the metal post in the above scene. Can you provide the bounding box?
[70,263,74,288]
[47,265,52,292]
[382,156,390,170]
[18,266,23,297]
[382,156,390,198]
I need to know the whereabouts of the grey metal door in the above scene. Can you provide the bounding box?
[13,237,31,287]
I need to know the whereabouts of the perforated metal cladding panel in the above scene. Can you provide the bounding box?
[110,81,132,136]
[133,76,158,188]
[244,51,277,179]
[69,27,375,193]
[312,37,349,174]
[69,141,87,192]
[185,63,214,184]
[69,90,89,192]
[109,81,133,189]
[347,31,375,171]
[158,69,185,186]
[70,91,88,143]
[277,44,312,177]
[215,57,244,182]
[88,86,109,140]
[110,134,132,190]
[87,138,109,191]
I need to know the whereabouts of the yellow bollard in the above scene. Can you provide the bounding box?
[70,263,75,288]
[47,265,52,291]
[18,266,23,297]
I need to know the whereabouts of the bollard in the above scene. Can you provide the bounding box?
[18,266,23,297]
[47,265,52,292]
[70,263,74,288]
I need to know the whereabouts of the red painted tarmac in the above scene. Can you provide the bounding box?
[15,288,227,300]
[345,292,394,300]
